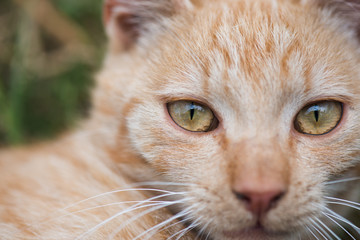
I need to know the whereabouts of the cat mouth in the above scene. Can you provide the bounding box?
[223,225,288,239]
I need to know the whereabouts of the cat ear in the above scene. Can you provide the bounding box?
[317,0,360,40]
[103,0,194,51]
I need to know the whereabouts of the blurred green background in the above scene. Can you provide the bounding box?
[0,0,105,145]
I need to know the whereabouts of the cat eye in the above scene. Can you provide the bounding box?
[167,101,218,132]
[294,101,342,135]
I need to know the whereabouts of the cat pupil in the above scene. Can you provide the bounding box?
[190,102,195,120]
[314,108,319,122]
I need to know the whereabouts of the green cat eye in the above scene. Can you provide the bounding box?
[294,101,342,135]
[167,101,218,132]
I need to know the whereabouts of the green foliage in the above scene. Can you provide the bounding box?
[0,0,105,145]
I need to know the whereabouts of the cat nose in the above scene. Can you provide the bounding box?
[233,185,286,217]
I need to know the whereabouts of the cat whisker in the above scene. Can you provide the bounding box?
[127,181,196,188]
[309,218,331,240]
[306,225,321,240]
[173,207,207,240]
[325,177,360,185]
[141,215,191,240]
[302,226,313,240]
[77,201,176,240]
[323,207,360,234]
[315,216,341,240]
[62,188,182,211]
[76,193,190,240]
[204,231,212,240]
[325,196,360,207]
[167,216,202,240]
[131,205,197,240]
[33,189,187,228]
[322,211,357,240]
[195,218,212,240]
[51,200,171,224]
[107,198,193,239]
[161,215,195,234]
[325,201,360,211]
[139,203,204,240]
[176,217,203,240]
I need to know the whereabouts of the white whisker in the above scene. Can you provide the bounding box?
[76,192,188,240]
[323,211,356,240]
[167,217,202,240]
[41,191,186,227]
[131,205,195,240]
[303,226,314,240]
[29,184,189,230]
[306,225,321,240]
[323,208,360,234]
[177,218,202,240]
[167,221,194,240]
[310,218,331,240]
[77,202,170,239]
[107,197,193,239]
[29,189,184,229]
[315,217,341,240]
[62,188,181,211]
[325,196,360,207]
[142,214,192,240]
[325,177,360,185]
[47,200,171,224]
[326,201,360,211]
[195,218,212,240]
[128,181,196,187]
[205,229,212,240]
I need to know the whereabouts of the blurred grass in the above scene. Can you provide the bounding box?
[0,0,105,145]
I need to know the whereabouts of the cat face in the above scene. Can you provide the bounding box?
[98,0,360,239]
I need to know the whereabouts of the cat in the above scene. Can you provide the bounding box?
[1,0,360,239]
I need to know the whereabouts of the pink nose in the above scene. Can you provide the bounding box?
[234,188,285,217]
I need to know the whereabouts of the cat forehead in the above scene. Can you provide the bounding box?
[147,0,359,107]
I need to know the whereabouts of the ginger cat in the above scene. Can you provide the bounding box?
[1,0,360,239]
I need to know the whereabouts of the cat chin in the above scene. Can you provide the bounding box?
[223,227,287,238]
[202,218,305,240]
[212,227,297,240]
